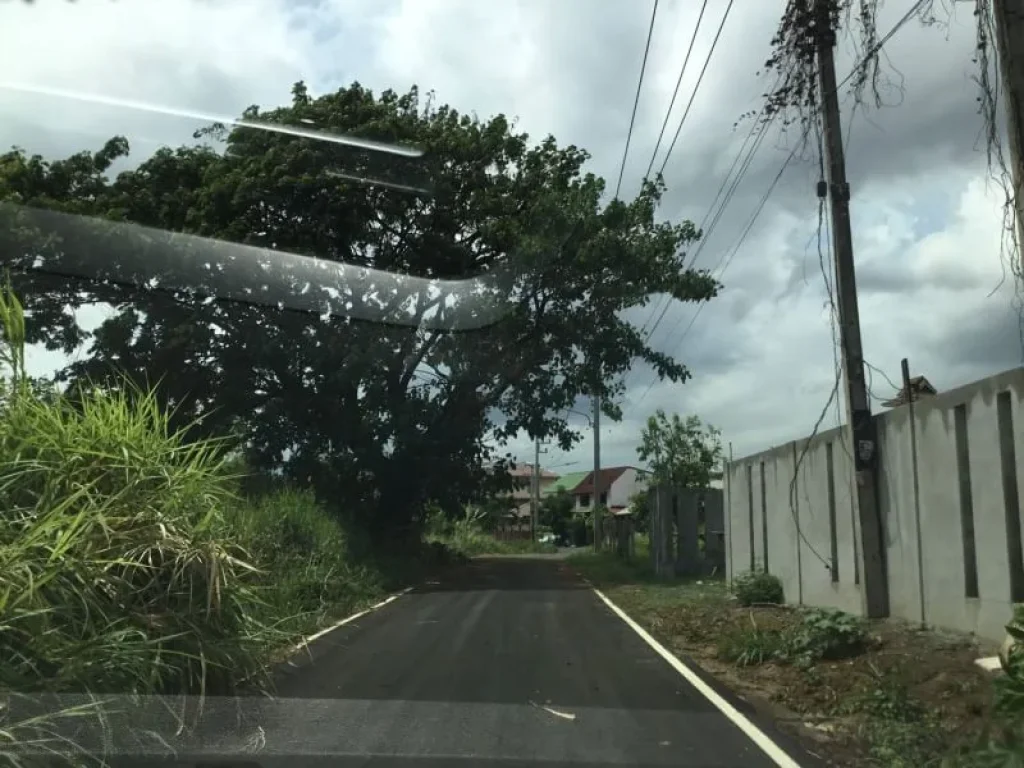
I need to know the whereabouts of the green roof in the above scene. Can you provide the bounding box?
[543,471,589,495]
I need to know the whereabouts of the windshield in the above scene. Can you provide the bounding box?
[1,1,1022,767]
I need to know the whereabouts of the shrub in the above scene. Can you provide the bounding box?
[732,570,784,606]
[994,607,1024,720]
[785,607,866,662]
[948,606,1024,765]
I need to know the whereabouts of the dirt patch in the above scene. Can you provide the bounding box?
[599,582,997,767]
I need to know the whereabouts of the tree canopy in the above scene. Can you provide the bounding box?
[636,410,722,490]
[0,81,717,541]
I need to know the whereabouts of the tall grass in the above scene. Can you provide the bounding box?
[0,283,393,765]
[0,376,265,697]
[223,487,386,646]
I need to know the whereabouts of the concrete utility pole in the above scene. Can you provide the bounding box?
[815,0,889,618]
[531,438,540,540]
[592,394,602,550]
[993,0,1024,270]
[531,437,548,540]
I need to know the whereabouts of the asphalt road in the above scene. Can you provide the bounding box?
[131,556,809,767]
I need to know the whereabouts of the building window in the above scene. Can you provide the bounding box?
[599,492,608,506]
[580,494,591,507]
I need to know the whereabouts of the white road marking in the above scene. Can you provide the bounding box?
[289,586,414,656]
[592,587,804,768]
[529,700,577,721]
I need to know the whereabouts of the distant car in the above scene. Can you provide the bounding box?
[538,533,557,545]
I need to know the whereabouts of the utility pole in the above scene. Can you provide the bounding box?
[531,437,548,541]
[592,394,602,550]
[993,0,1024,270]
[815,0,888,618]
[531,438,540,540]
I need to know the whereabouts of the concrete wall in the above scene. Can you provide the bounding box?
[724,367,1024,642]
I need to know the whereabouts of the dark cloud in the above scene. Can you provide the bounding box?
[924,295,1024,373]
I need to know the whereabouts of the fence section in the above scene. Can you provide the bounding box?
[724,367,1024,642]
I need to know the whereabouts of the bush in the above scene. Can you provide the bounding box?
[732,570,784,606]
[947,606,1024,765]
[785,607,866,662]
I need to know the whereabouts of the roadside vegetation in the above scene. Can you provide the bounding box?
[570,549,1024,767]
[0,77,716,764]
[0,285,446,765]
[425,507,557,557]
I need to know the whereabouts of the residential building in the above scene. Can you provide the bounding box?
[571,466,650,513]
[542,470,589,497]
[504,463,559,530]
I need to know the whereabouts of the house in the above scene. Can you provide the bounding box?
[882,375,938,408]
[571,466,650,514]
[504,463,559,529]
[542,470,589,497]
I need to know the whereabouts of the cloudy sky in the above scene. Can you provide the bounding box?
[1,0,1018,474]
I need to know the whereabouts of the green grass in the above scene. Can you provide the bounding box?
[567,546,729,609]
[0,283,404,765]
[430,531,557,557]
[424,507,558,557]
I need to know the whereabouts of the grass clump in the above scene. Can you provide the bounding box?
[0,374,263,697]
[856,680,945,768]
[732,570,784,606]
[716,607,866,669]
[717,622,786,667]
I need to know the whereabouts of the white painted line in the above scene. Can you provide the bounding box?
[592,587,803,768]
[289,586,414,657]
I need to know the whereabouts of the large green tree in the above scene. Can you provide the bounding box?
[0,82,717,542]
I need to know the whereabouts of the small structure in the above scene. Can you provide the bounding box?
[882,375,937,408]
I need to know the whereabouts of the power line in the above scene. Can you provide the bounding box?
[641,0,710,184]
[636,1,927,376]
[629,0,713,344]
[634,130,805,407]
[614,0,661,199]
[655,0,736,179]
[628,0,923,409]
[639,97,779,348]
